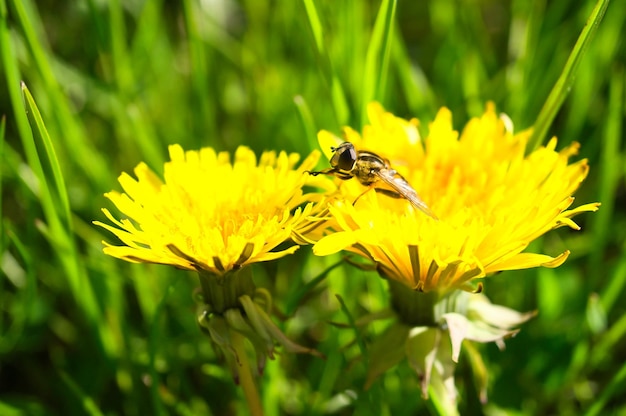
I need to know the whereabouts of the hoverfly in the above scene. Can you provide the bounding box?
[308,142,438,219]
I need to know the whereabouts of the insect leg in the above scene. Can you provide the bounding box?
[352,185,376,206]
[305,167,336,176]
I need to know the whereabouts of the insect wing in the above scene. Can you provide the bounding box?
[375,169,438,220]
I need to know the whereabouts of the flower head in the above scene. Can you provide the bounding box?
[311,103,599,293]
[95,144,326,380]
[95,144,321,275]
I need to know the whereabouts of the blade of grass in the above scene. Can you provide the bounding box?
[148,278,179,416]
[589,67,622,275]
[461,52,489,117]
[335,292,384,413]
[22,84,71,225]
[8,0,110,188]
[563,4,626,142]
[335,294,368,360]
[20,84,116,357]
[59,371,105,416]
[0,114,4,247]
[293,95,320,152]
[0,224,37,354]
[285,259,342,316]
[392,27,436,117]
[131,266,163,329]
[375,0,397,100]
[599,254,626,316]
[1,2,71,276]
[0,401,38,416]
[182,0,216,144]
[107,0,164,168]
[108,0,133,92]
[302,0,350,126]
[308,348,344,415]
[21,83,76,262]
[0,1,44,205]
[505,0,541,124]
[361,0,397,124]
[584,359,626,416]
[528,0,610,150]
[590,308,626,368]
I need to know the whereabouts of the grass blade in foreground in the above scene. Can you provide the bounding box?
[21,84,71,225]
[302,0,350,125]
[528,0,610,150]
[361,0,397,124]
[21,84,107,351]
[59,372,105,416]
[589,67,622,278]
[0,114,4,240]
[9,0,110,187]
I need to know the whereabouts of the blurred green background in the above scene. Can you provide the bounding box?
[1,0,624,415]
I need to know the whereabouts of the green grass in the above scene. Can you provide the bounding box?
[1,0,624,414]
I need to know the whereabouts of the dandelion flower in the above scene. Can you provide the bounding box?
[95,144,326,387]
[305,102,599,412]
[95,144,321,276]
[312,102,600,293]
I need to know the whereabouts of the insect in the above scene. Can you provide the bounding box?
[308,142,438,219]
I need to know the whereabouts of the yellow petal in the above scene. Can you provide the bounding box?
[313,231,358,256]
[487,251,570,273]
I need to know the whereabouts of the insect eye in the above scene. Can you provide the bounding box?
[330,143,357,171]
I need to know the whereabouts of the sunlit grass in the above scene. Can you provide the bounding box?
[1,0,624,414]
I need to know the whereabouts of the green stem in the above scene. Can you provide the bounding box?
[232,330,264,416]
[387,279,439,326]
[197,267,256,314]
[387,279,467,326]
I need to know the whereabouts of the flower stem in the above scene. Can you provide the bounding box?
[231,330,264,416]
[387,279,439,326]
[197,267,256,314]
[387,280,467,326]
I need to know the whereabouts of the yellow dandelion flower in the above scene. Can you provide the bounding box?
[311,102,599,293]
[95,144,321,275]
[94,144,325,399]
